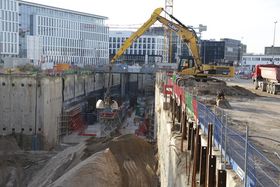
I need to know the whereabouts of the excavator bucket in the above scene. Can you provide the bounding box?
[111,100,119,110]
[96,99,105,109]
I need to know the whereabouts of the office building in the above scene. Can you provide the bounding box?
[200,38,244,65]
[18,1,109,66]
[265,46,280,55]
[242,54,280,69]
[109,30,167,64]
[0,0,19,57]
[145,27,188,64]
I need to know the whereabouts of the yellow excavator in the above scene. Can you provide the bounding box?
[110,7,234,78]
[96,7,234,110]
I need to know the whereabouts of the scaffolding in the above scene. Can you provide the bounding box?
[58,105,86,139]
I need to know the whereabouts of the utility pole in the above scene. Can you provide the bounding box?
[273,21,277,47]
[272,21,277,61]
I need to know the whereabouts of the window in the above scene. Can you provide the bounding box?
[252,57,260,61]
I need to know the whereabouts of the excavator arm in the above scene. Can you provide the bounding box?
[110,7,234,78]
[97,7,234,112]
[111,8,201,68]
[155,14,202,71]
[110,8,164,63]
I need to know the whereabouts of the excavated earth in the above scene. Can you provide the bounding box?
[0,134,158,187]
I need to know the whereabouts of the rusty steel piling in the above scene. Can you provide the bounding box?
[199,146,207,187]
[217,170,227,187]
[207,155,216,187]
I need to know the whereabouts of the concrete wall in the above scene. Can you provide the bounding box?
[155,85,187,187]
[0,75,62,149]
[95,73,105,91]
[75,75,85,97]
[0,76,37,135]
[39,77,63,148]
[0,72,152,149]
[85,74,95,95]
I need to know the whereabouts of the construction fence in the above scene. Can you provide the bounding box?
[159,73,280,187]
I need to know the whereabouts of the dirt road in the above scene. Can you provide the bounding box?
[224,78,280,167]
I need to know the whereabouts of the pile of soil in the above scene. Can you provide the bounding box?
[185,80,256,105]
[29,134,158,187]
[184,80,256,99]
[107,135,157,187]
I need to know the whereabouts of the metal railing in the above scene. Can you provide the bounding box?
[157,72,280,186]
[194,96,280,187]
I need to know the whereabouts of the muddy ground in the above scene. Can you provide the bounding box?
[225,78,280,167]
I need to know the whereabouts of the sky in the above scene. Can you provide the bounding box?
[27,0,280,54]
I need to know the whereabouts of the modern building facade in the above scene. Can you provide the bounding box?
[200,40,225,64]
[145,27,188,64]
[109,27,191,65]
[109,30,168,64]
[242,55,280,69]
[0,0,19,57]
[200,38,244,65]
[265,46,280,55]
[18,1,109,66]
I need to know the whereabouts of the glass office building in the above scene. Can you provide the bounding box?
[109,30,167,64]
[18,1,109,66]
[0,0,19,57]
[201,38,243,65]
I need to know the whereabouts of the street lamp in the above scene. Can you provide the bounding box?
[273,21,277,47]
[272,21,277,61]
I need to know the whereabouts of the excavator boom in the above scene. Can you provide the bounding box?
[110,8,164,64]
[110,7,234,78]
[111,7,202,70]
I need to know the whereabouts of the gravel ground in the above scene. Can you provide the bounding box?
[224,78,280,167]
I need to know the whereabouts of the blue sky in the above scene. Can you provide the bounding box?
[27,0,280,54]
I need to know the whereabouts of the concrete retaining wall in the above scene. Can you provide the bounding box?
[39,77,63,148]
[0,76,37,135]
[75,75,85,97]
[0,72,152,149]
[155,86,187,187]
[63,75,75,101]
[0,75,63,149]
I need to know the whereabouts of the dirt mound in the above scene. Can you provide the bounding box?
[84,134,158,187]
[28,134,158,187]
[28,143,86,187]
[52,149,122,187]
[228,85,256,98]
[108,134,157,187]
[185,80,256,99]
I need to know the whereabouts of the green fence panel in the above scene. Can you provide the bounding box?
[186,92,194,118]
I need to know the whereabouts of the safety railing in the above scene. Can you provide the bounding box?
[158,74,280,187]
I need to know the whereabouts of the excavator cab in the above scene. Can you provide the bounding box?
[178,57,195,71]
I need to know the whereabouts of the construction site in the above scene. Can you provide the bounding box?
[0,1,280,187]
